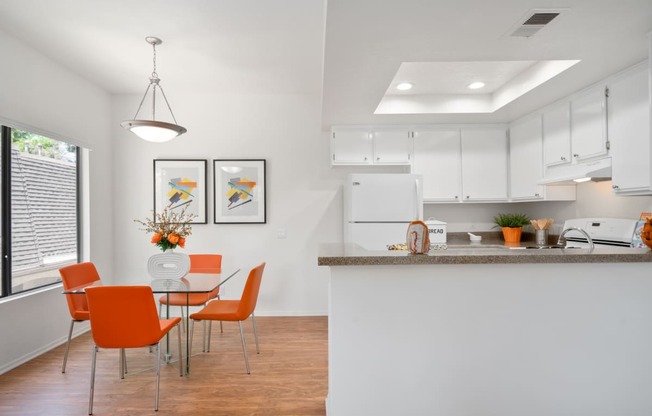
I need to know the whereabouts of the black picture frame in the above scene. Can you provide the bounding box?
[213,159,266,224]
[153,159,207,224]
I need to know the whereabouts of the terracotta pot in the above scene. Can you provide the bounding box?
[641,218,652,249]
[501,226,523,243]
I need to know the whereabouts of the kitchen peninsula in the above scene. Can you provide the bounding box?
[319,243,652,416]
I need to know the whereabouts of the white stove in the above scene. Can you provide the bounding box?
[561,218,638,248]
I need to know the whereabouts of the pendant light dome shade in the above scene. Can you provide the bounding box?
[121,120,187,143]
[121,36,186,143]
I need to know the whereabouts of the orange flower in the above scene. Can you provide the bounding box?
[178,237,186,248]
[151,233,163,243]
[167,233,180,244]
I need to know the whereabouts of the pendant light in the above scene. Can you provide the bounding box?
[121,36,187,142]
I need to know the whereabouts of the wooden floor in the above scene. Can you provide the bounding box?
[0,317,328,416]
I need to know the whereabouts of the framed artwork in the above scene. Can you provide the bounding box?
[153,159,207,224]
[213,159,266,224]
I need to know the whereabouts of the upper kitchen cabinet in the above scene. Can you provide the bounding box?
[330,127,373,165]
[330,126,412,165]
[542,102,572,167]
[543,85,608,167]
[570,84,608,161]
[371,128,412,164]
[509,115,544,201]
[412,128,462,202]
[607,61,652,195]
[461,127,508,201]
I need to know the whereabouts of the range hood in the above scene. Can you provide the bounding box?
[537,157,612,185]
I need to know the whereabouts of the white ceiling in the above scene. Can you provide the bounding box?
[0,0,651,130]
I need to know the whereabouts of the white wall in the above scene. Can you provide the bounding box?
[111,93,343,316]
[0,30,113,373]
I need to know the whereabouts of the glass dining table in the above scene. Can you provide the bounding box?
[63,267,241,375]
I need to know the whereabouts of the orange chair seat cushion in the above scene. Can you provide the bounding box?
[71,310,90,321]
[159,292,216,306]
[189,300,243,322]
[160,318,182,335]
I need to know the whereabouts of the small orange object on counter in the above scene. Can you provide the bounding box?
[406,220,430,254]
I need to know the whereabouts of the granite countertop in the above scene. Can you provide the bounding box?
[318,232,652,266]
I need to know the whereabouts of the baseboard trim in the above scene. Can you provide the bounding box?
[0,326,90,375]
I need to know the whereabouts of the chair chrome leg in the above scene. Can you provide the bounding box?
[119,349,125,379]
[202,321,206,352]
[207,321,212,352]
[155,343,161,411]
[89,345,98,415]
[238,321,251,374]
[189,320,195,361]
[251,313,260,354]
[62,320,75,373]
[177,323,183,377]
[124,349,128,374]
[217,295,223,333]
[180,306,185,332]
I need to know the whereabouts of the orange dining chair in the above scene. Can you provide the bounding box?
[85,286,182,415]
[158,254,223,333]
[189,262,266,374]
[59,262,102,373]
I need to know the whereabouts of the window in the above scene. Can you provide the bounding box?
[1,125,80,297]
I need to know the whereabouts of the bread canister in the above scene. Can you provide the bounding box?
[425,218,447,244]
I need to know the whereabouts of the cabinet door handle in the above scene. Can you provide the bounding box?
[535,193,540,197]
[612,185,619,189]
[573,154,579,158]
[454,196,458,199]
[376,157,380,161]
[560,156,566,161]
[466,195,470,199]
[364,157,368,161]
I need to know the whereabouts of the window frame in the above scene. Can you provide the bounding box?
[0,125,81,298]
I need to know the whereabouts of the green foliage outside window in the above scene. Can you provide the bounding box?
[11,129,76,161]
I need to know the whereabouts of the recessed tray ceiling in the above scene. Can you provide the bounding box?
[376,59,580,114]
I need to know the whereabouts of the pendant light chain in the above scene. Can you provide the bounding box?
[121,36,186,142]
[151,41,157,120]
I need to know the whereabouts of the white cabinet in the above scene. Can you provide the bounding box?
[509,116,544,200]
[461,127,508,201]
[412,129,462,202]
[330,128,373,165]
[330,127,412,165]
[543,85,608,167]
[570,85,608,161]
[543,103,572,166]
[608,62,652,195]
[372,129,412,164]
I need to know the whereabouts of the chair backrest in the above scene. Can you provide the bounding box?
[59,262,101,319]
[189,254,222,273]
[85,286,164,349]
[236,262,266,320]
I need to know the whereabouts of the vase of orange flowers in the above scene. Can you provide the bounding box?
[135,204,197,252]
[135,205,196,279]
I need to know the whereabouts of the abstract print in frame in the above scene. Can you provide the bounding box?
[153,159,207,224]
[213,159,266,224]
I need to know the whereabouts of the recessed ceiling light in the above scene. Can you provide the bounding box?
[467,81,486,90]
[396,82,414,91]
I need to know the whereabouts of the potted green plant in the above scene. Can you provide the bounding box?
[493,213,531,243]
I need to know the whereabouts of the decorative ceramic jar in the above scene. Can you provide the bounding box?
[147,250,191,279]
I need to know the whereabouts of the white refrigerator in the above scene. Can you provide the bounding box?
[344,173,423,250]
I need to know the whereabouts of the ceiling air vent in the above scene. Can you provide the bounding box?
[510,10,562,38]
